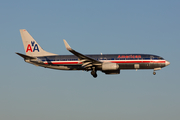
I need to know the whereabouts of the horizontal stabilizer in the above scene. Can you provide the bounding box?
[16,52,36,59]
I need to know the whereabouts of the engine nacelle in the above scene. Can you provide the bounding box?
[102,63,119,71]
[103,70,120,74]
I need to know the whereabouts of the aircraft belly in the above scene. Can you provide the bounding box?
[29,62,84,70]
[46,65,84,70]
[45,63,165,70]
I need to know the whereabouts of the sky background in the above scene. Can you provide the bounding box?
[0,0,180,120]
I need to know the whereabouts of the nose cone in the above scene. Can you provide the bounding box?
[165,60,170,66]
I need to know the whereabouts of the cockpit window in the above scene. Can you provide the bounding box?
[158,57,164,60]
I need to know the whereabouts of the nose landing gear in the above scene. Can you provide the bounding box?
[153,71,156,75]
[153,68,161,75]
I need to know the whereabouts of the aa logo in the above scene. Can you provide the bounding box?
[26,41,39,52]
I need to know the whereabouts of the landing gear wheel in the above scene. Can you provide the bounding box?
[153,71,156,75]
[93,73,97,78]
[91,71,97,78]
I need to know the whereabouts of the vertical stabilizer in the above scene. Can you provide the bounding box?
[20,29,56,57]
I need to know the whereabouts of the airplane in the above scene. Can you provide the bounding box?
[16,29,170,78]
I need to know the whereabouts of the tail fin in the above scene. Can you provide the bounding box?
[20,29,56,57]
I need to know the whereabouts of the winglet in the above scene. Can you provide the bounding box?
[63,39,72,50]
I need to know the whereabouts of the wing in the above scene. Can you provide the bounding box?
[63,39,102,69]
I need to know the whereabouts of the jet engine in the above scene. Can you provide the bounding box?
[102,63,119,71]
[101,63,120,74]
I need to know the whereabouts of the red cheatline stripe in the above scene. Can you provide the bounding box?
[43,60,165,65]
[111,60,166,64]
[44,62,80,65]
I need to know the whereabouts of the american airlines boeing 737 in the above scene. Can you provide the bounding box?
[16,29,170,78]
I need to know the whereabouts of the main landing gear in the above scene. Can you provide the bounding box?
[91,67,97,78]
